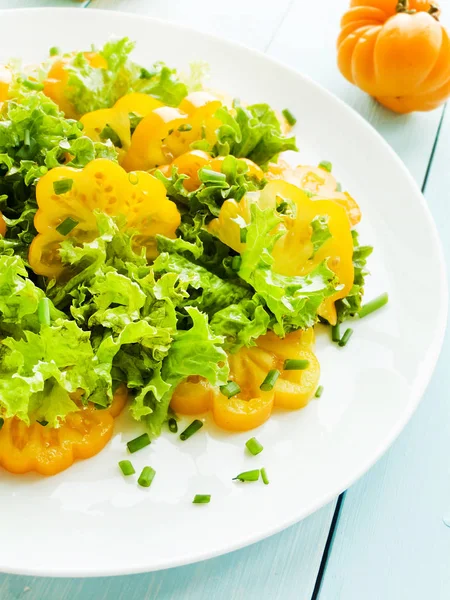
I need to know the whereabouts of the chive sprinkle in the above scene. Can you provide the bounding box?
[127,433,151,454]
[282,108,297,126]
[168,417,178,433]
[199,168,227,184]
[319,160,332,172]
[56,217,79,236]
[180,419,203,441]
[284,359,309,371]
[37,420,48,427]
[193,494,211,504]
[178,124,193,132]
[118,460,135,476]
[24,129,31,147]
[38,297,51,327]
[261,467,269,485]
[0,417,3,431]
[246,437,264,456]
[359,292,389,319]
[53,178,74,195]
[49,46,60,57]
[260,369,280,392]
[315,385,324,398]
[231,255,242,271]
[233,469,260,482]
[336,182,342,192]
[220,381,241,398]
[339,328,354,347]
[138,466,156,488]
[240,227,248,243]
[331,323,341,343]
[22,79,44,91]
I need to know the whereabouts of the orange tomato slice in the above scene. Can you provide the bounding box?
[0,385,128,476]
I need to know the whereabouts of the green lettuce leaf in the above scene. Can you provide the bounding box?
[62,38,188,114]
[135,307,228,437]
[213,102,297,166]
[238,204,338,335]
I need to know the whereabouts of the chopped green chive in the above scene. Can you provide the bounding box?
[37,420,48,427]
[284,359,309,371]
[56,217,78,236]
[138,466,156,488]
[231,255,242,271]
[0,417,3,431]
[246,437,264,456]
[199,168,227,184]
[49,46,60,57]
[38,297,51,327]
[127,433,151,454]
[261,467,269,485]
[339,328,354,347]
[53,178,74,195]
[233,469,260,482]
[359,292,389,319]
[24,129,31,147]
[100,125,122,148]
[260,369,280,392]
[118,460,135,476]
[220,381,241,398]
[168,417,178,433]
[315,385,324,398]
[331,323,341,343]
[178,124,193,132]
[282,108,297,126]
[193,494,211,504]
[180,419,203,441]
[336,182,342,192]
[21,79,44,91]
[240,227,248,243]
[319,160,332,172]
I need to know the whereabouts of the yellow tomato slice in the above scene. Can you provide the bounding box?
[163,91,222,158]
[122,106,188,171]
[0,65,12,102]
[264,181,354,324]
[212,391,274,432]
[113,92,163,116]
[125,170,181,259]
[79,108,131,154]
[171,376,213,415]
[157,150,211,191]
[0,385,127,476]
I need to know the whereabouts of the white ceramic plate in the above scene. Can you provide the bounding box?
[0,7,447,578]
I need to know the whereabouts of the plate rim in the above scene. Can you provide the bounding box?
[0,6,448,578]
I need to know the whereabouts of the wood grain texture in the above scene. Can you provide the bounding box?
[87,0,294,52]
[317,107,450,600]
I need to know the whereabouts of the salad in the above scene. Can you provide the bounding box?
[0,38,385,478]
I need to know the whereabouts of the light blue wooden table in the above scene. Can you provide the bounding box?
[1,1,450,598]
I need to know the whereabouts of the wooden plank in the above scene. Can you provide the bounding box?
[86,0,293,52]
[316,107,450,600]
[0,1,89,7]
